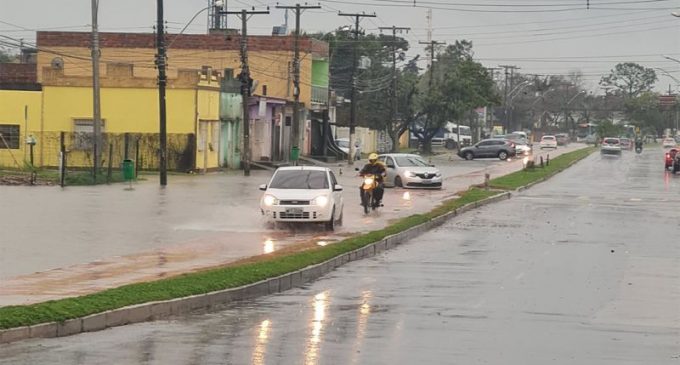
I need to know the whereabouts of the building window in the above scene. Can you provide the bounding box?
[0,124,20,149]
[73,119,105,150]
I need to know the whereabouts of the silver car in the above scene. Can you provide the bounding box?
[379,153,443,189]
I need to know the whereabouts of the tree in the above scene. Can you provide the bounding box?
[625,91,667,136]
[0,49,15,63]
[596,120,624,139]
[599,62,657,99]
[412,42,498,153]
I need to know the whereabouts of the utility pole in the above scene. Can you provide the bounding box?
[485,67,500,136]
[419,40,445,87]
[223,8,270,176]
[339,12,376,165]
[379,25,410,152]
[91,0,102,180]
[275,3,321,165]
[155,0,168,186]
[499,65,519,134]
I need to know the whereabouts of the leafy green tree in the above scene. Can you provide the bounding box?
[596,120,624,139]
[413,41,498,153]
[0,49,15,63]
[599,62,657,99]
[625,92,667,136]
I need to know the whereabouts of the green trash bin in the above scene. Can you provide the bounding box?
[122,159,135,180]
[290,146,300,161]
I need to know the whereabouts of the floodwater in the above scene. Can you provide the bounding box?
[0,146,579,305]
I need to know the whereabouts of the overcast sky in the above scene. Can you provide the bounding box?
[1,0,679,93]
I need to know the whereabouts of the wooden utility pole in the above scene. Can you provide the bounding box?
[419,40,445,87]
[379,25,410,152]
[155,0,168,185]
[339,12,376,165]
[223,8,270,176]
[275,4,321,165]
[499,65,520,134]
[91,0,102,180]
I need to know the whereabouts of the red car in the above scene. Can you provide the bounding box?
[665,148,678,169]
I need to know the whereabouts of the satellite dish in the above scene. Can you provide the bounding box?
[50,57,64,70]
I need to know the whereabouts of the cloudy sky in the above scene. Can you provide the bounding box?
[2,0,679,93]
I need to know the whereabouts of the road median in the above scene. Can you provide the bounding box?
[0,146,594,343]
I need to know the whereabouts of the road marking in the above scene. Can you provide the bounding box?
[515,272,525,281]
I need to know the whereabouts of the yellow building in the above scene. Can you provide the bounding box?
[0,31,329,171]
[0,62,221,171]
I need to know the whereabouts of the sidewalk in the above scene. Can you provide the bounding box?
[0,145,584,306]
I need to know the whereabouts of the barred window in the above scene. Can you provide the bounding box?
[0,124,20,149]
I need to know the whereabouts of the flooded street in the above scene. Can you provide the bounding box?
[2,148,678,364]
[0,147,579,305]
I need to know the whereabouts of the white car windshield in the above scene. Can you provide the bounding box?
[604,139,619,144]
[395,156,430,167]
[269,170,329,189]
[543,136,555,140]
[336,140,349,148]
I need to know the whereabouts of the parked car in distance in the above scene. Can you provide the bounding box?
[514,140,532,156]
[555,133,569,146]
[511,131,528,141]
[600,137,622,156]
[379,153,442,189]
[665,148,678,170]
[540,135,558,149]
[335,138,361,160]
[458,139,516,160]
[662,137,676,148]
[619,137,633,150]
[259,166,344,230]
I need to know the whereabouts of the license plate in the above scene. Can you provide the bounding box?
[285,208,303,214]
[421,179,432,184]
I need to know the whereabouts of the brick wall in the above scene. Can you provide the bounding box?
[37,31,328,54]
[0,63,37,84]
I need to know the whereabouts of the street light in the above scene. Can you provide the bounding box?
[167,0,224,48]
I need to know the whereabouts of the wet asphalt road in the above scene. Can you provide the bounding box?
[2,148,679,364]
[0,146,578,305]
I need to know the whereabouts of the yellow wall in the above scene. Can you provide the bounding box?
[37,47,310,106]
[42,86,198,134]
[0,90,42,168]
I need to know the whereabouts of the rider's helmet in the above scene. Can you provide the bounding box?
[368,153,379,163]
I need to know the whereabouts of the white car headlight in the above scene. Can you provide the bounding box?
[435,172,442,177]
[312,195,329,207]
[263,194,278,206]
[405,171,416,178]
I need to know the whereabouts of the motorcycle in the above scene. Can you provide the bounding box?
[635,142,643,154]
[360,174,380,214]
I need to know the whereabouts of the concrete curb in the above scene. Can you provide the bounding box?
[0,192,511,344]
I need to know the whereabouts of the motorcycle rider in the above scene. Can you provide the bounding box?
[635,137,643,152]
[359,153,387,206]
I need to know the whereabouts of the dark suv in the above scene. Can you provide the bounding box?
[458,139,517,160]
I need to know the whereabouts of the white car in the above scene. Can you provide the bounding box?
[514,141,532,156]
[540,135,558,149]
[379,153,442,189]
[600,137,622,156]
[662,137,676,148]
[335,138,361,160]
[259,166,344,230]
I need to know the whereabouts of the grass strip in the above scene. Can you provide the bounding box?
[0,188,499,329]
[489,147,595,190]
